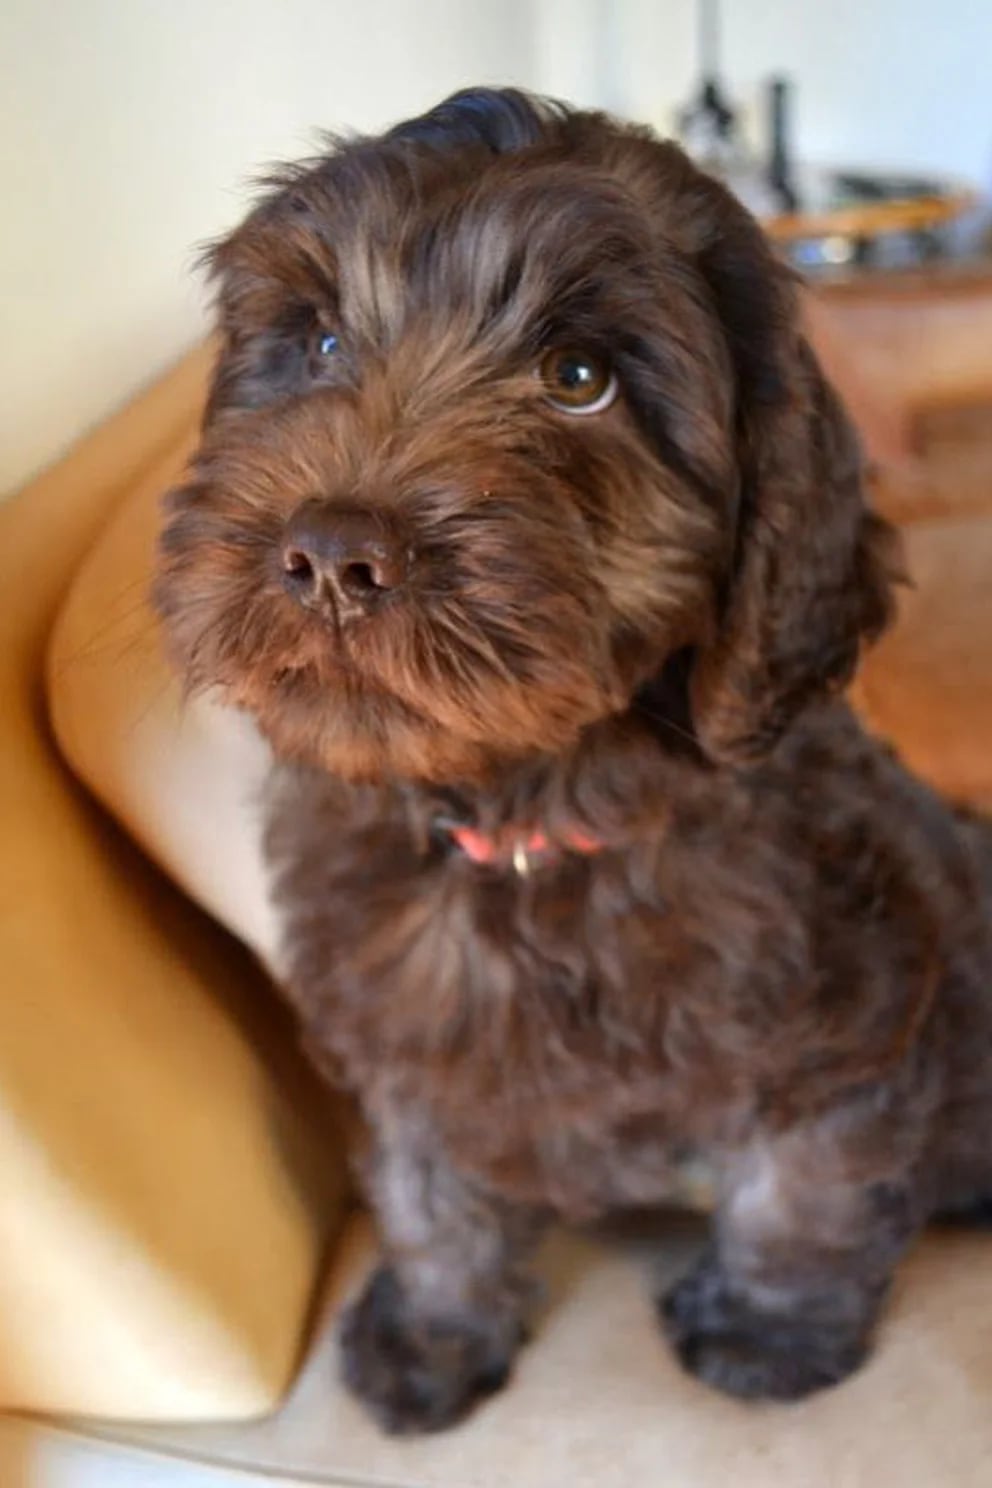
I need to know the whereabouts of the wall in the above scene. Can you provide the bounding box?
[4,0,991,494]
[1,0,537,494]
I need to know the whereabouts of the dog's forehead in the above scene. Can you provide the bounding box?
[286,142,660,344]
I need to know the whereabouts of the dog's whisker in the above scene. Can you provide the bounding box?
[429,607,519,687]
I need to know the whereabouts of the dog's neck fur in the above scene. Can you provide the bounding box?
[403,654,708,860]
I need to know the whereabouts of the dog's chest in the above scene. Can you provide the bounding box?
[271,798,787,1212]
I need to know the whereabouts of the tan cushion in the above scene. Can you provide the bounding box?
[3,348,347,1420]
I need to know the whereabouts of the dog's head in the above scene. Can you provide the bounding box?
[156,88,897,784]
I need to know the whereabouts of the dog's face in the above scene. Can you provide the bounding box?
[157,89,895,784]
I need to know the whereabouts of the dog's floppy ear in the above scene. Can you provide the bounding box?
[658,158,901,764]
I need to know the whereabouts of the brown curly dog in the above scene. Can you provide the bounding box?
[155,88,992,1433]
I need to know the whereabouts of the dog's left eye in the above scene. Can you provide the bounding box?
[305,326,341,376]
[539,348,617,415]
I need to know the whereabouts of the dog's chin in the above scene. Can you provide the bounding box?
[254,711,523,787]
[246,673,622,787]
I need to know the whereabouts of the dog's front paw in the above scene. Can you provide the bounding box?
[660,1260,869,1402]
[340,1266,520,1434]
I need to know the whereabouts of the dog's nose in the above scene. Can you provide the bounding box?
[281,500,408,615]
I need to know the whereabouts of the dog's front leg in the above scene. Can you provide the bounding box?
[661,1092,926,1401]
[340,1102,546,1434]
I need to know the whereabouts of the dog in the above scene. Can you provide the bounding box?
[155,88,992,1433]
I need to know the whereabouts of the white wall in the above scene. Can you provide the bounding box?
[4,0,991,494]
[1,0,537,494]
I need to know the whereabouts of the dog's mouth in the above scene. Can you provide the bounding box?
[177,537,633,783]
[271,655,433,719]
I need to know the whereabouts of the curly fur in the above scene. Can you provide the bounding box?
[155,88,992,1433]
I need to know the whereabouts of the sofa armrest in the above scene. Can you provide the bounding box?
[1,348,348,1421]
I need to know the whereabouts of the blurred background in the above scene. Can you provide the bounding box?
[3,0,992,495]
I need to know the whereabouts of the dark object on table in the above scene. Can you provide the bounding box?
[833,171,945,203]
[767,76,799,214]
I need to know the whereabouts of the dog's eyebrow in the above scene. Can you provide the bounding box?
[205,205,341,320]
[388,171,655,347]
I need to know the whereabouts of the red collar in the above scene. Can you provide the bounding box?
[446,822,603,875]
